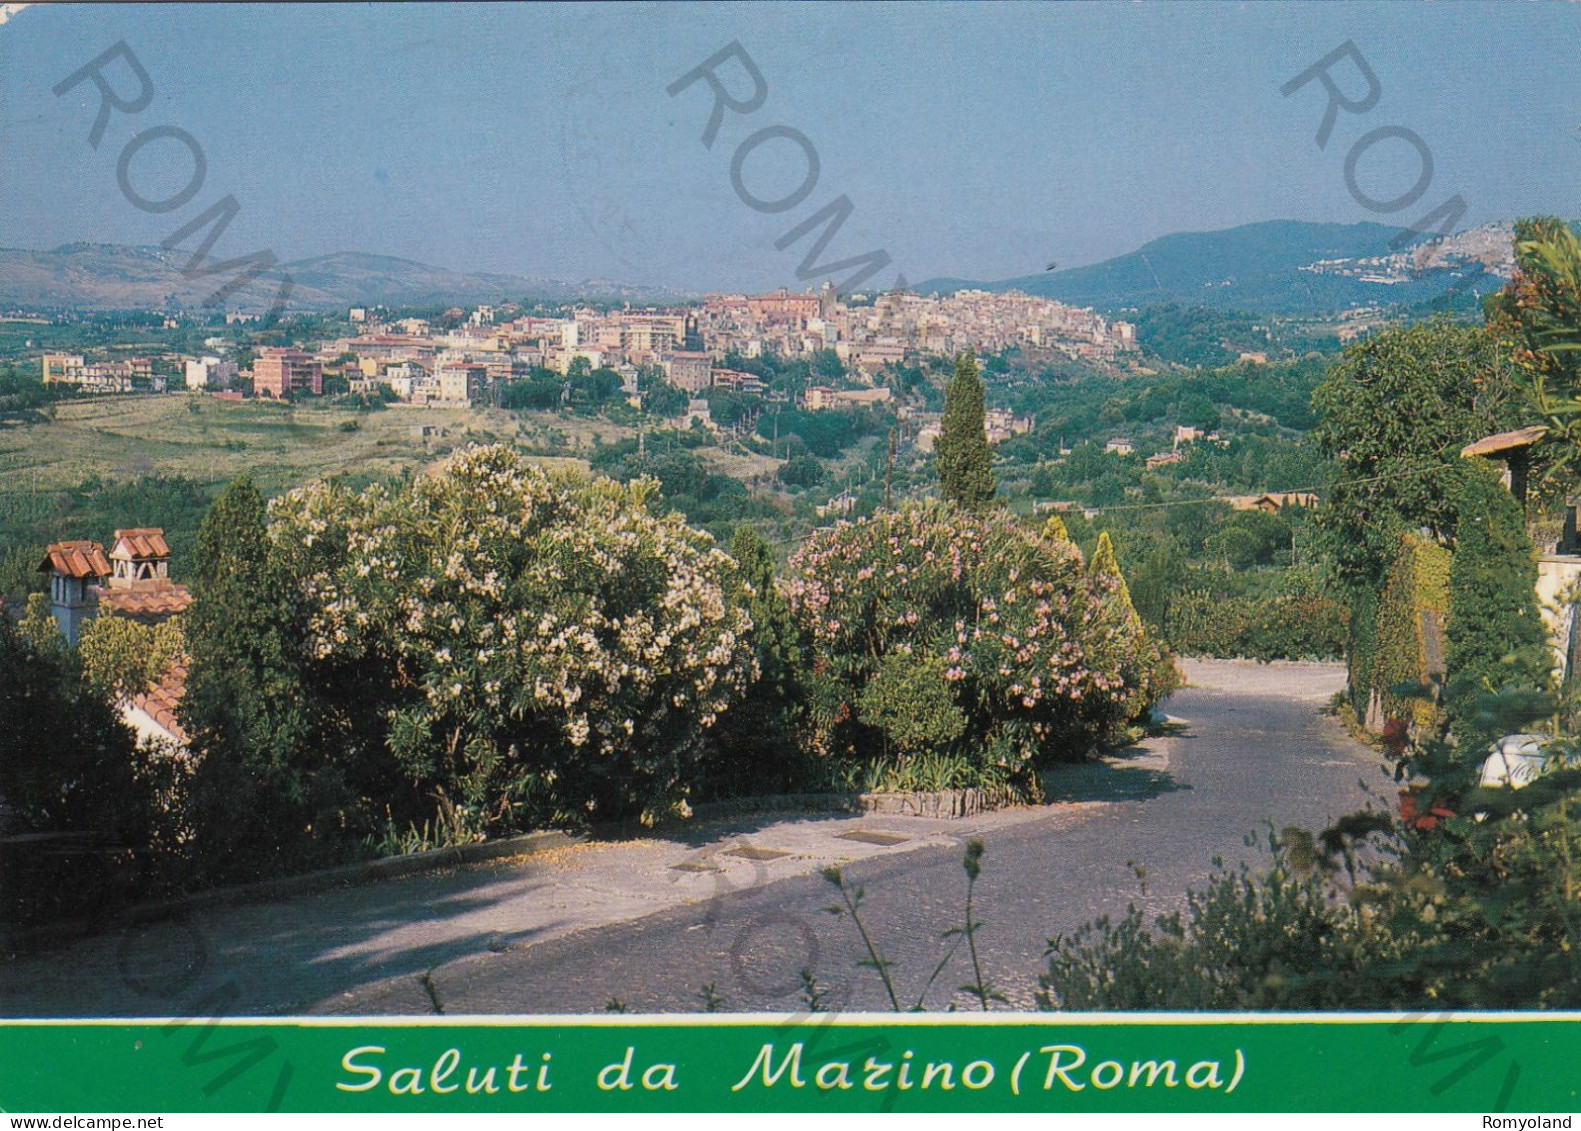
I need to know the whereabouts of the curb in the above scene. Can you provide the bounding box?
[2,828,581,955]
[4,785,1024,954]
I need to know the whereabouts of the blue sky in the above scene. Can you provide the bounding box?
[1,2,1577,292]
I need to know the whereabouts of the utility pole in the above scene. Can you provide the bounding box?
[885,426,896,509]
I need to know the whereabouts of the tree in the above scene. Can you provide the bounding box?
[935,352,996,509]
[1042,513,1072,546]
[179,475,329,879]
[775,453,825,489]
[1088,532,1178,722]
[1089,532,1141,634]
[787,501,1169,781]
[0,595,153,925]
[1444,460,1553,747]
[79,616,183,701]
[1485,215,1581,493]
[1312,321,1522,590]
[1126,541,1188,633]
[708,526,806,793]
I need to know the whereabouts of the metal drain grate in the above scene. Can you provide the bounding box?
[723,844,791,861]
[836,830,910,846]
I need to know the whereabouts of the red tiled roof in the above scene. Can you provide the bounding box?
[38,540,111,579]
[111,528,170,560]
[93,584,192,622]
[129,656,188,744]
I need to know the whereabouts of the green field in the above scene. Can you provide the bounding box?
[0,394,615,594]
[0,394,591,496]
[0,392,809,598]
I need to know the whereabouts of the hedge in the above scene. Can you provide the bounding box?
[1166,587,1349,662]
[1364,533,1451,733]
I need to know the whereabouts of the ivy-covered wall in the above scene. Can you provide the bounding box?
[1365,533,1452,732]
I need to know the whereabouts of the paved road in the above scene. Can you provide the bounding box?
[0,660,1384,1017]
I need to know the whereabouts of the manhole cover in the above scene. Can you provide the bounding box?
[723,844,791,861]
[669,859,722,873]
[837,830,910,846]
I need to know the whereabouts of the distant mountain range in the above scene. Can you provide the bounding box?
[913,219,1517,316]
[0,219,1528,317]
[0,244,691,312]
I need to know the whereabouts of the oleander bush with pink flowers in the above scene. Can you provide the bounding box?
[169,448,1178,879]
[786,502,1177,792]
[265,444,757,833]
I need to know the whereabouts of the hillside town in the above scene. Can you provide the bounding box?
[36,285,1138,410]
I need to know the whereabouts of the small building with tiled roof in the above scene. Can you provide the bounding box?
[1255,491,1319,513]
[107,528,172,584]
[37,525,194,747]
[92,586,193,623]
[37,540,111,643]
[39,528,192,637]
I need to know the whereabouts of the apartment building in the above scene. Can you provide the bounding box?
[252,348,323,398]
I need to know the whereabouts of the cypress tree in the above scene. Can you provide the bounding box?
[1089,531,1142,634]
[181,475,318,878]
[1444,460,1553,747]
[936,352,996,509]
[1088,530,1174,723]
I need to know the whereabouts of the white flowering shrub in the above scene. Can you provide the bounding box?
[787,502,1161,784]
[267,445,756,829]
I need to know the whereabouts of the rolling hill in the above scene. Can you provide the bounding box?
[914,219,1512,315]
[0,244,690,313]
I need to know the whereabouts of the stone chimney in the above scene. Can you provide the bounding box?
[107,528,171,589]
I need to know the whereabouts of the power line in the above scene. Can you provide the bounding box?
[1046,457,1468,516]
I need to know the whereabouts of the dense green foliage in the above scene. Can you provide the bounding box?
[1165,584,1349,662]
[1359,534,1452,729]
[0,596,160,928]
[1133,304,1269,368]
[265,447,755,840]
[181,476,351,881]
[935,353,996,509]
[78,615,184,702]
[786,502,1174,791]
[1485,216,1581,499]
[1312,321,1521,590]
[1444,462,1553,746]
[702,526,806,798]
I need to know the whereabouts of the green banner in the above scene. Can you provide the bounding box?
[1,1015,1576,1113]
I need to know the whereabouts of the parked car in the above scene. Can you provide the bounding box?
[1477,733,1552,790]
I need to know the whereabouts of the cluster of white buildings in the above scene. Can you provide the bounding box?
[848,288,1136,364]
[689,284,1137,373]
[37,283,1131,412]
[40,353,164,394]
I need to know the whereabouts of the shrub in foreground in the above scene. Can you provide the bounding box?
[787,502,1173,788]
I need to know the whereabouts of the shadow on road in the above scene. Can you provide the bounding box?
[1040,745,1192,805]
[587,806,858,851]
